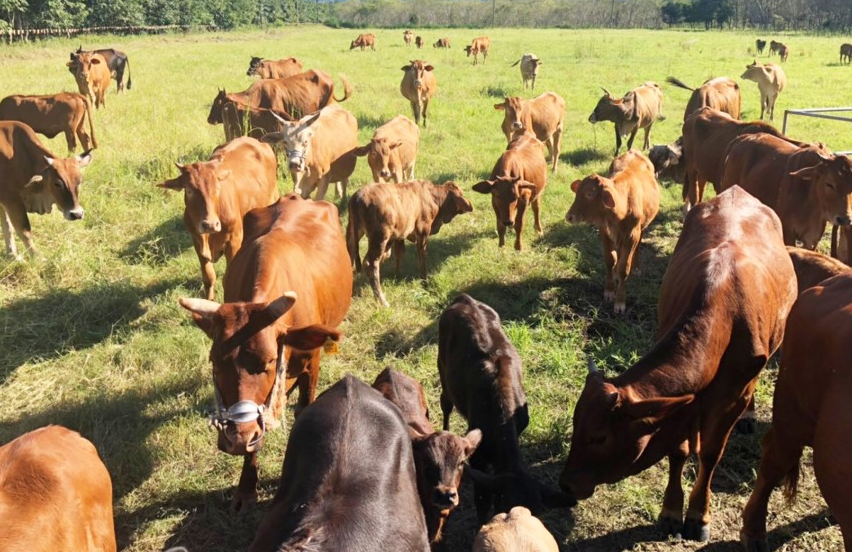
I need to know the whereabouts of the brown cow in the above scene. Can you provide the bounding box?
[158,137,280,301]
[350,33,376,51]
[400,60,437,128]
[566,149,660,314]
[260,104,358,200]
[787,246,849,294]
[474,132,547,251]
[434,37,451,49]
[353,115,419,183]
[769,40,784,56]
[472,507,559,552]
[465,36,491,65]
[404,29,414,47]
[0,121,92,259]
[589,81,664,155]
[0,426,116,552]
[245,56,303,79]
[494,93,564,173]
[511,53,542,90]
[559,186,797,542]
[180,194,352,513]
[415,36,424,49]
[665,76,741,120]
[0,93,97,151]
[648,136,684,184]
[346,180,473,307]
[719,133,852,249]
[373,367,433,435]
[68,52,111,109]
[68,47,131,93]
[220,102,291,142]
[741,273,852,551]
[741,60,786,120]
[842,43,852,65]
[778,44,790,62]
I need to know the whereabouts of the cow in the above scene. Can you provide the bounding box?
[353,115,419,184]
[245,56,303,79]
[350,33,376,51]
[372,367,482,543]
[220,102,291,142]
[438,294,575,525]
[494,93,565,173]
[842,43,852,65]
[346,180,473,307]
[559,186,797,542]
[400,59,437,128]
[0,426,116,552]
[566,149,660,314]
[589,82,665,155]
[260,104,358,200]
[68,52,111,109]
[0,93,97,152]
[769,40,784,56]
[465,36,491,65]
[68,46,131,93]
[157,137,280,301]
[741,273,852,552]
[473,132,548,251]
[787,246,849,294]
[246,375,430,552]
[649,137,684,184]
[472,507,559,552]
[719,133,852,249]
[665,76,741,120]
[434,37,451,48]
[511,53,542,90]
[778,44,790,62]
[741,60,786,120]
[179,194,352,513]
[415,36,424,49]
[404,29,414,47]
[756,39,766,55]
[0,121,92,259]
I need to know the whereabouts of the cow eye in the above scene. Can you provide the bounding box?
[54,179,65,188]
[827,182,836,190]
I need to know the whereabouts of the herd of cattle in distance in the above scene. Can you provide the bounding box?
[2,28,852,552]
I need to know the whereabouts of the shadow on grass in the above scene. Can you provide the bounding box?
[120,215,190,266]
[480,85,512,98]
[356,113,386,130]
[561,147,611,166]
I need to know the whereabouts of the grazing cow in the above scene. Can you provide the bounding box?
[247,376,429,552]
[566,149,660,313]
[415,36,424,49]
[559,186,797,542]
[589,82,665,154]
[494,93,565,173]
[439,294,575,524]
[179,194,352,513]
[346,180,473,306]
[474,132,548,251]
[719,133,852,249]
[0,426,116,552]
[245,56,303,79]
[220,102,291,141]
[787,246,849,294]
[465,36,491,65]
[404,29,414,47]
[472,507,559,552]
[434,37,451,48]
[756,39,766,55]
[0,121,91,259]
[511,53,542,90]
[158,137,280,301]
[665,76,741,120]
[400,59,437,127]
[372,367,482,543]
[353,115,419,183]
[842,43,852,65]
[350,33,376,51]
[0,93,97,151]
[68,46,131,93]
[649,137,684,184]
[741,60,786,120]
[741,273,852,552]
[769,40,784,56]
[68,52,111,109]
[778,44,790,62]
[260,104,358,200]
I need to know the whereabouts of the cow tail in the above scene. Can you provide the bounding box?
[664,76,694,91]
[126,58,132,90]
[781,453,802,503]
[831,224,840,258]
[334,74,352,103]
[346,200,361,272]
[84,95,98,149]
[510,58,521,67]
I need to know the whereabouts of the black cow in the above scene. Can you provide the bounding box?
[68,47,132,93]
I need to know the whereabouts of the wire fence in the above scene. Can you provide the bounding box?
[3,25,219,43]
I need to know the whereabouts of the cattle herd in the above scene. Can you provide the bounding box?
[3,28,852,552]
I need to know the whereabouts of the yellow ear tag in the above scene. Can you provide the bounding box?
[323,337,339,354]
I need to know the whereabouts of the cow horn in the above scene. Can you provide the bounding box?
[587,357,599,373]
[269,110,290,124]
[600,87,611,96]
[179,297,222,317]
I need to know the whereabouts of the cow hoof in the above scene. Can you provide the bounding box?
[736,417,756,434]
[657,514,683,538]
[740,531,769,552]
[682,519,710,541]
[230,492,257,515]
[603,290,615,302]
[613,302,626,314]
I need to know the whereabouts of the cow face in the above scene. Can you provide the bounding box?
[246,56,263,77]
[494,97,526,136]
[741,61,770,84]
[354,138,403,182]
[402,61,434,91]
[413,430,481,512]
[648,141,682,179]
[464,45,473,56]
[25,152,92,219]
[790,153,852,226]
[207,89,228,125]
[566,175,617,225]
[350,39,360,50]
[72,52,102,83]
[158,162,228,234]
[433,182,474,235]
[261,111,322,175]
[474,176,537,228]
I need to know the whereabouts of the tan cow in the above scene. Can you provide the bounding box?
[741,60,786,120]
[415,36,424,49]
[566,149,660,313]
[589,82,664,154]
[0,426,116,552]
[350,33,376,51]
[245,56,303,79]
[842,43,852,65]
[0,93,97,151]
[511,53,542,90]
[400,60,437,127]
[404,29,414,47]
[261,104,358,200]
[665,76,741,120]
[353,115,419,183]
[0,121,92,259]
[158,137,280,300]
[433,37,450,48]
[67,52,110,109]
[472,507,558,552]
[465,36,491,65]
[494,93,565,173]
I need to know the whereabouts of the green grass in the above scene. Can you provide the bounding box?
[0,26,847,551]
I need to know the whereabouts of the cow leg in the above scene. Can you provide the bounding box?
[393,239,405,278]
[440,386,453,431]
[191,233,216,301]
[411,100,421,126]
[416,233,428,279]
[314,177,331,201]
[296,350,321,411]
[659,444,690,537]
[336,177,348,199]
[642,125,651,150]
[613,125,622,155]
[232,453,259,514]
[513,201,527,251]
[768,94,778,121]
[532,195,544,238]
[599,229,616,303]
[65,129,77,152]
[366,236,390,306]
[759,94,767,120]
[737,396,757,434]
[0,205,19,259]
[613,228,641,314]
[4,202,36,257]
[626,127,639,151]
[422,99,430,128]
[551,126,562,173]
[494,205,507,248]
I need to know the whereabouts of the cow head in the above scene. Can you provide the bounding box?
[648,139,683,179]
[350,38,361,50]
[473,175,537,229]
[353,138,403,182]
[402,60,434,91]
[789,152,852,227]
[179,293,341,456]
[261,110,322,178]
[25,151,92,219]
[67,51,81,74]
[246,56,263,77]
[158,161,229,234]
[433,181,473,234]
[70,52,102,83]
[494,97,527,136]
[464,45,473,56]
[741,61,769,83]
[207,89,228,125]
[589,88,632,125]
[566,175,620,225]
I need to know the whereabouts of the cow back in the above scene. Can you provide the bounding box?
[685,77,741,120]
[0,121,55,195]
[719,133,799,207]
[0,93,87,137]
[493,134,548,192]
[308,104,359,178]
[632,82,664,125]
[247,70,336,119]
[787,246,849,294]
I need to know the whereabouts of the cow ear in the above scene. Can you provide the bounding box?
[179,297,222,339]
[518,180,538,192]
[66,61,74,67]
[217,169,232,182]
[621,393,694,420]
[789,165,822,181]
[281,324,341,351]
[667,149,680,165]
[408,426,429,442]
[401,65,411,71]
[25,174,44,188]
[265,292,297,322]
[454,195,473,213]
[602,189,616,209]
[390,140,404,150]
[570,179,582,193]
[424,65,434,72]
[463,429,482,456]
[260,132,285,144]
[90,57,102,65]
[352,144,371,157]
[157,177,183,191]
[472,180,494,194]
[76,150,93,168]
[494,102,506,110]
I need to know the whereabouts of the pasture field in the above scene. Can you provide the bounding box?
[0,26,849,552]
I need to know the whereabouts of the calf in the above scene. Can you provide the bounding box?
[473,132,548,251]
[158,137,280,301]
[769,40,784,56]
[0,426,116,552]
[566,149,660,313]
[756,39,766,55]
[261,104,358,200]
[245,56,302,79]
[778,44,790,62]
[438,294,574,524]
[68,47,131,93]
[434,37,451,48]
[741,60,786,120]
[787,246,849,294]
[353,115,419,183]
[494,93,564,173]
[665,76,741,120]
[511,53,542,90]
[346,180,473,306]
[560,186,797,542]
[472,507,559,552]
[68,52,111,109]
[400,60,437,127]
[415,36,424,49]
[589,81,664,155]
[247,376,429,552]
[350,33,376,51]
[465,36,491,65]
[842,43,852,65]
[741,273,852,552]
[649,136,684,184]
[404,29,414,47]
[0,92,97,151]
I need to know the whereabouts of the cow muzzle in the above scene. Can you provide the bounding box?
[64,207,84,221]
[414,79,423,89]
[379,168,392,179]
[212,401,267,455]
[287,150,307,172]
[198,218,222,234]
[431,486,459,509]
[588,113,598,124]
[512,121,524,130]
